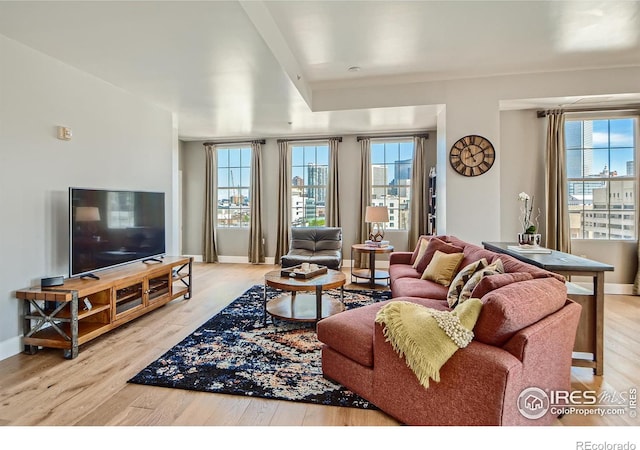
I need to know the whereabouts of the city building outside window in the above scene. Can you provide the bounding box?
[291,143,329,227]
[217,146,251,227]
[371,139,414,230]
[566,116,637,240]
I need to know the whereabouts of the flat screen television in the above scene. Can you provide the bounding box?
[69,187,166,278]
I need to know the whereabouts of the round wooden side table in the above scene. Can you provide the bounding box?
[350,244,394,288]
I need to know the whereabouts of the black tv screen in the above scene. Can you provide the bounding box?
[69,187,166,278]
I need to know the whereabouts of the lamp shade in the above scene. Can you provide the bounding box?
[75,206,101,222]
[365,206,389,223]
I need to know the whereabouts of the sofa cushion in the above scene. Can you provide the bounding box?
[492,253,565,283]
[421,250,465,287]
[410,235,445,265]
[474,277,568,347]
[457,259,504,305]
[317,300,392,367]
[470,272,534,300]
[390,297,451,311]
[389,263,422,280]
[391,277,449,300]
[459,245,501,272]
[415,237,464,274]
[447,258,488,307]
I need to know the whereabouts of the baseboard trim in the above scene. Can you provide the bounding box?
[0,336,22,362]
[184,255,276,265]
[573,282,634,295]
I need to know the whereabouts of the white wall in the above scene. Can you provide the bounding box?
[499,109,547,239]
[0,35,175,360]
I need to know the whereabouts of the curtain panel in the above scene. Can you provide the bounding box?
[409,136,428,249]
[355,138,372,268]
[248,141,265,263]
[202,144,219,263]
[275,141,291,263]
[326,137,341,227]
[545,111,571,253]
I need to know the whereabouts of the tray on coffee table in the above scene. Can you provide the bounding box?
[280,264,328,279]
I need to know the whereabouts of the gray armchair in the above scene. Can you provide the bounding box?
[280,227,343,270]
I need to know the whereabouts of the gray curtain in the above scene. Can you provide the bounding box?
[355,138,372,268]
[275,141,291,263]
[545,110,571,253]
[326,137,341,227]
[409,135,428,249]
[248,141,265,263]
[202,144,219,262]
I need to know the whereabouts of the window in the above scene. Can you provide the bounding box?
[217,147,251,227]
[371,139,414,230]
[566,116,637,240]
[291,143,329,226]
[107,191,134,228]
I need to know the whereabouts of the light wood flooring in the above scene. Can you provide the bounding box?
[0,262,638,427]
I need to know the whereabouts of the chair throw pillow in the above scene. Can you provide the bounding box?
[446,258,488,307]
[421,250,465,287]
[375,298,483,389]
[457,258,505,305]
[415,237,463,274]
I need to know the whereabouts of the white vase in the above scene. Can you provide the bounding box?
[517,233,541,246]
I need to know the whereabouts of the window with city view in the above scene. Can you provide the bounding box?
[217,147,251,227]
[566,116,637,240]
[291,143,329,227]
[371,140,414,230]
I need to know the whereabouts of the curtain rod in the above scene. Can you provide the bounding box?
[277,136,342,143]
[203,139,266,146]
[356,132,429,141]
[537,105,640,118]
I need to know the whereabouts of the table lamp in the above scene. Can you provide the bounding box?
[365,206,389,242]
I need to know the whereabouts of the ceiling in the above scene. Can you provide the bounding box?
[1,1,639,140]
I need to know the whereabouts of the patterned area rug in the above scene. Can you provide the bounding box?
[128,285,391,409]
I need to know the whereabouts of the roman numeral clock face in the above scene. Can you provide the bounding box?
[449,135,495,177]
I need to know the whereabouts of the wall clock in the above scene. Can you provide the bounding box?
[449,135,495,177]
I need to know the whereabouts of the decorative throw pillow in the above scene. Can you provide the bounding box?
[421,250,465,287]
[457,259,505,305]
[411,238,430,269]
[470,272,534,300]
[415,237,463,274]
[446,258,488,307]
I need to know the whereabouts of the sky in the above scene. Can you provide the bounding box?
[566,118,636,176]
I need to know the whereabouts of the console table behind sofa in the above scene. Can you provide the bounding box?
[482,241,614,375]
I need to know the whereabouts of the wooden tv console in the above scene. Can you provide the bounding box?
[15,256,192,359]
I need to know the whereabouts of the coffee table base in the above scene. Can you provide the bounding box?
[266,292,345,323]
[263,269,346,327]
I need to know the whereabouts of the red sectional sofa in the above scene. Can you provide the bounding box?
[317,235,582,426]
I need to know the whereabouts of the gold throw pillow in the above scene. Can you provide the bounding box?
[421,250,465,287]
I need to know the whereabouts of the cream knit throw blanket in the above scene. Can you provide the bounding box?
[375,299,483,389]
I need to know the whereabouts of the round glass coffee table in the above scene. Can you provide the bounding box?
[263,269,346,326]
